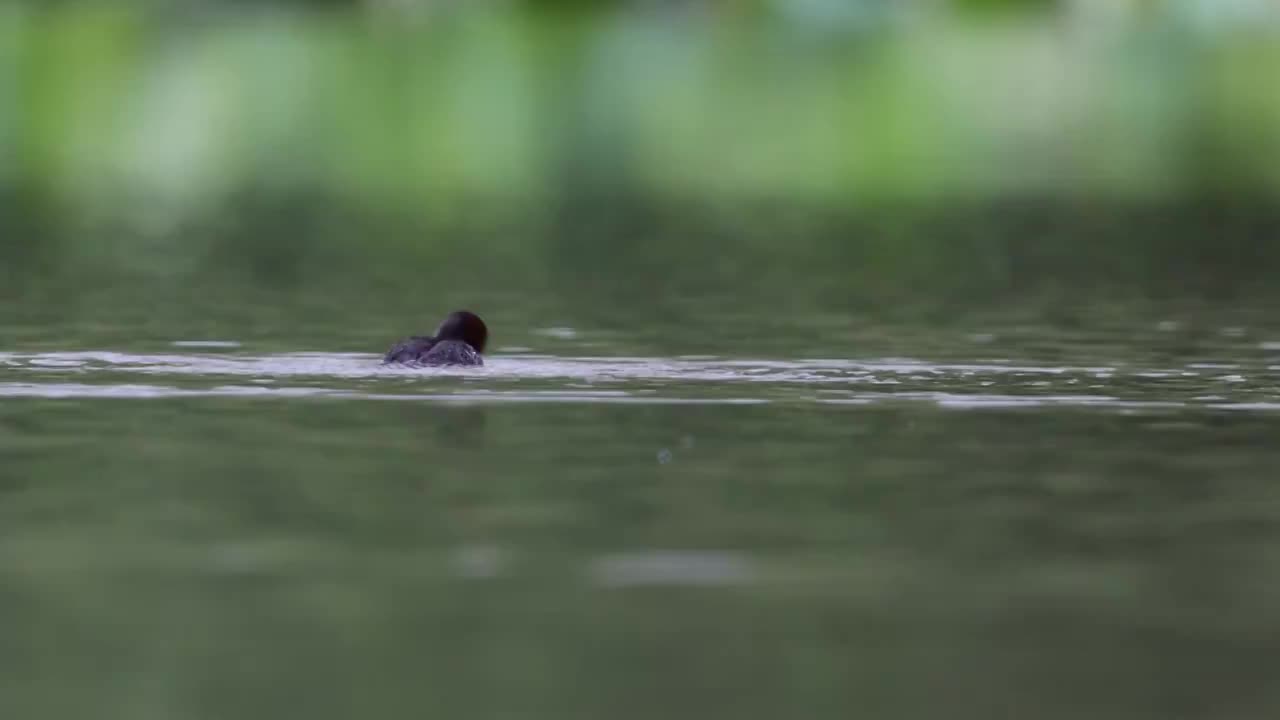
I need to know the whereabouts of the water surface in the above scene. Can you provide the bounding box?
[2,339,1280,719]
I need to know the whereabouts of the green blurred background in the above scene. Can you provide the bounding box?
[4,0,1280,355]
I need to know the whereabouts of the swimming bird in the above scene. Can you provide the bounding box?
[383,310,488,366]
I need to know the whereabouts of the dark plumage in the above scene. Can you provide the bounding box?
[383,310,488,367]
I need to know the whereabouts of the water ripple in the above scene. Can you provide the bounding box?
[0,350,1275,410]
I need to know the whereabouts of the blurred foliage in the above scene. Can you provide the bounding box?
[3,0,1280,346]
[6,1,1279,207]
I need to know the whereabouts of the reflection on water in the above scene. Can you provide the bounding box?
[590,551,754,588]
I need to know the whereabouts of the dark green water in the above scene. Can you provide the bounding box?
[3,328,1280,719]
